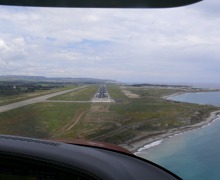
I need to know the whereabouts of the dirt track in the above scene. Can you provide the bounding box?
[51,110,87,138]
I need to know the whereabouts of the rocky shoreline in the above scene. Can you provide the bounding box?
[121,110,220,153]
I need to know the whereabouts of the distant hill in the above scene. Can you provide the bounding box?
[131,83,191,88]
[0,75,117,84]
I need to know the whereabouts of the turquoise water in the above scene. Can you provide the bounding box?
[136,92,220,179]
[167,91,220,106]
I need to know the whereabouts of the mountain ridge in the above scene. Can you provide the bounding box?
[0,75,116,83]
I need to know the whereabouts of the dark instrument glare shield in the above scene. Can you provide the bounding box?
[0,0,203,8]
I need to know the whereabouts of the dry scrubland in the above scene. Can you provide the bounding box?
[0,84,218,147]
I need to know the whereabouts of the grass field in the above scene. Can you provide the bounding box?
[92,86,219,144]
[0,84,218,145]
[0,102,90,138]
[107,84,128,101]
[49,84,99,101]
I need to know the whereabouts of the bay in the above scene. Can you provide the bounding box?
[136,91,220,179]
[167,91,220,106]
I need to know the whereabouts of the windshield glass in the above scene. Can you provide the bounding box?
[0,1,220,179]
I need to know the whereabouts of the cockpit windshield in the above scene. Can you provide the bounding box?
[0,0,220,179]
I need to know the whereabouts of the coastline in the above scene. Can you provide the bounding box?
[121,109,220,154]
[161,92,186,100]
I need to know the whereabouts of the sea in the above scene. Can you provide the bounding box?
[136,91,220,180]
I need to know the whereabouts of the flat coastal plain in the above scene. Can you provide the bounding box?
[0,84,219,151]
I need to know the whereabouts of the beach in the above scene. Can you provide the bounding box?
[121,109,220,153]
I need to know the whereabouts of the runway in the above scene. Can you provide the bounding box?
[92,85,113,103]
[0,85,114,113]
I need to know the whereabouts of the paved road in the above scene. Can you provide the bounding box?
[0,86,87,113]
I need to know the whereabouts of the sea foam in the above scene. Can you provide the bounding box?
[137,140,163,152]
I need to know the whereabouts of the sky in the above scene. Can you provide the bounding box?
[0,0,220,83]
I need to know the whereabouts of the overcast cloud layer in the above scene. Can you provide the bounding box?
[0,0,220,83]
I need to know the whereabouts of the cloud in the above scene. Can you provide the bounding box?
[0,1,220,83]
[0,38,10,52]
[192,0,220,17]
